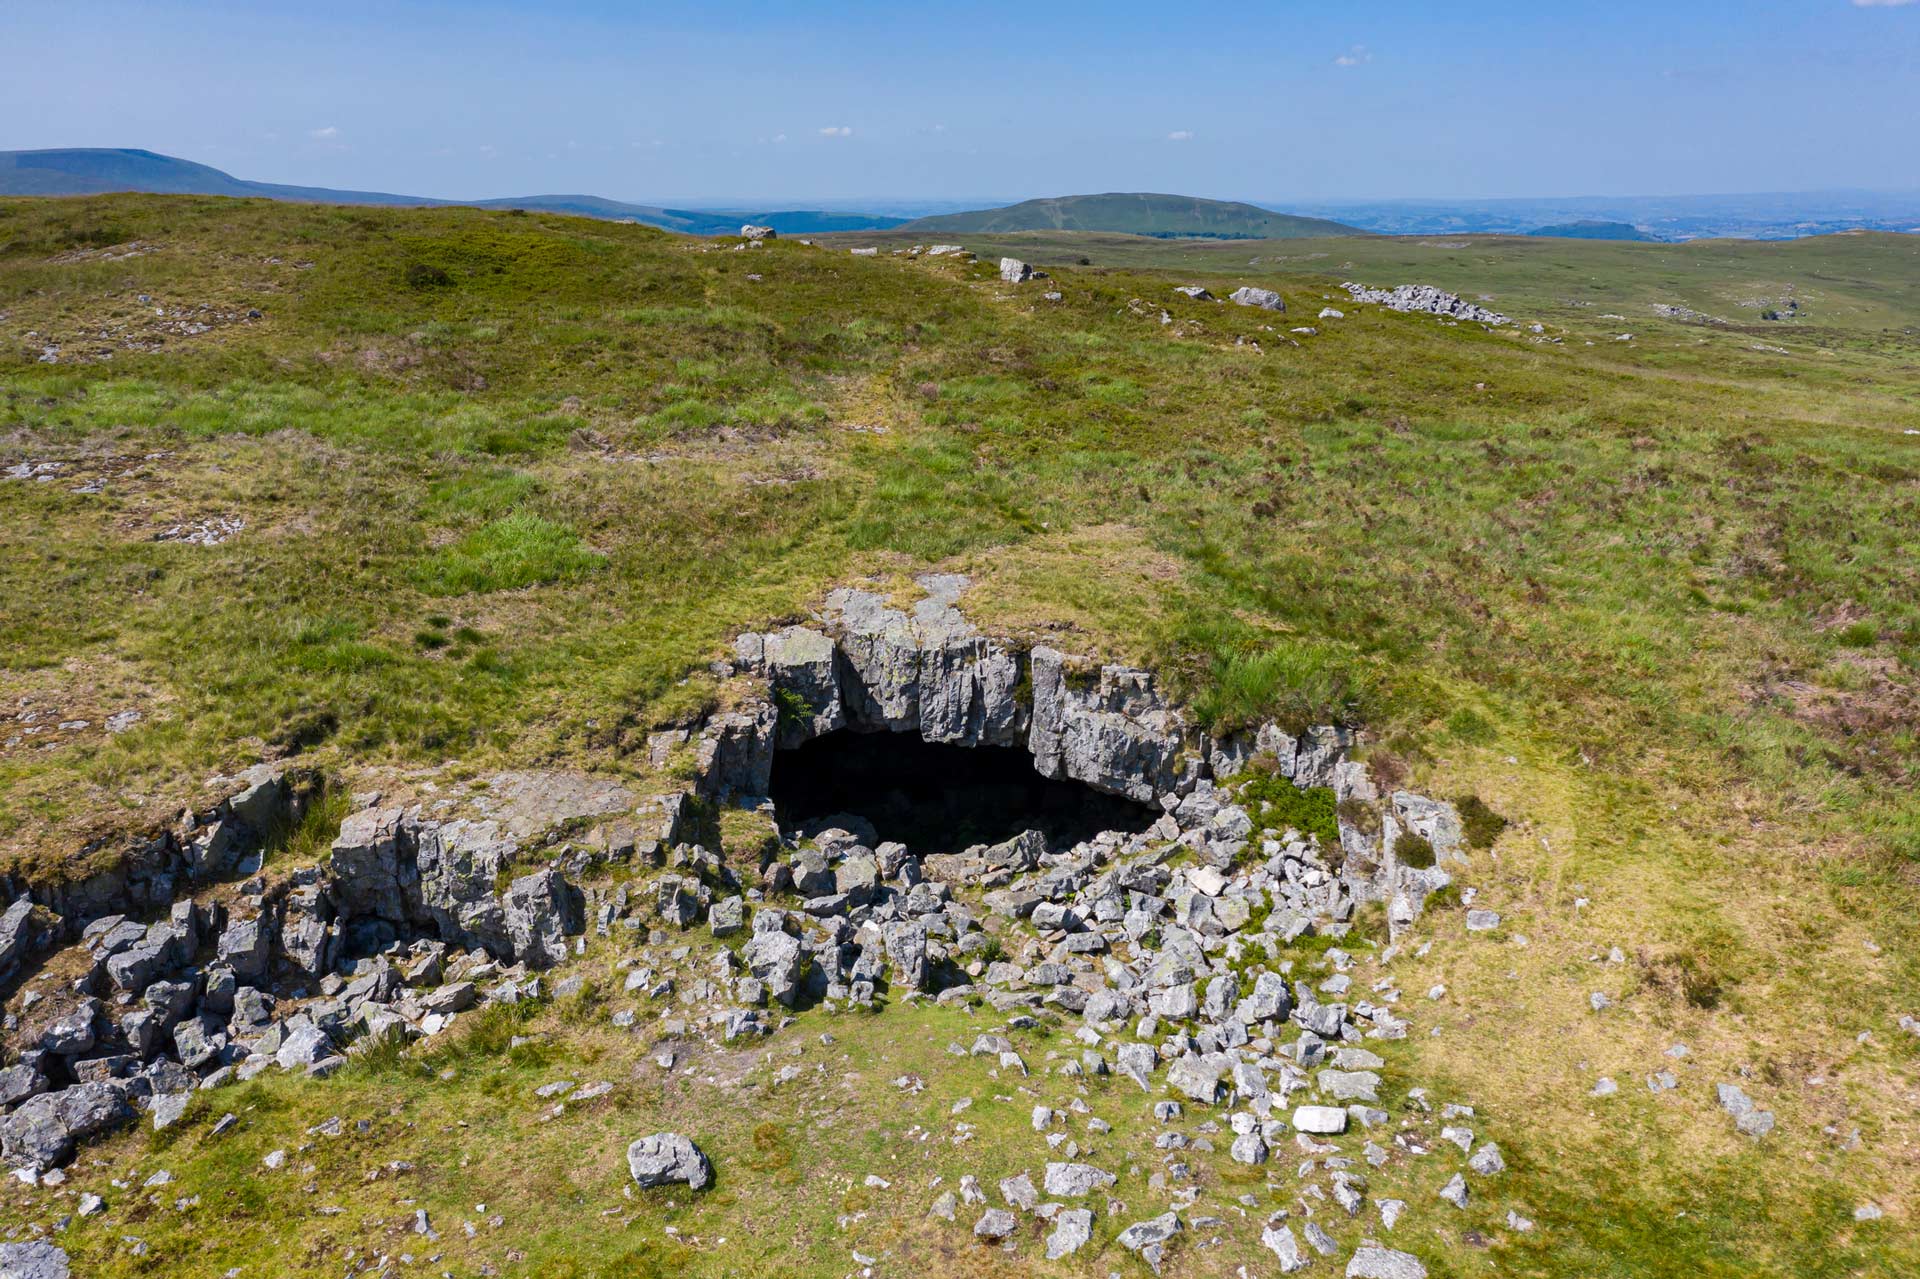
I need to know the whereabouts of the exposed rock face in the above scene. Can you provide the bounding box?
[739,224,775,241]
[0,897,37,980]
[736,626,845,748]
[999,257,1033,284]
[324,810,583,969]
[734,576,1199,806]
[1027,646,1192,803]
[627,1132,712,1190]
[696,704,778,801]
[5,762,307,940]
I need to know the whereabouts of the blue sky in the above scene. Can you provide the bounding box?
[3,1,1918,206]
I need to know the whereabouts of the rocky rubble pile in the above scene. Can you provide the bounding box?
[896,763,1487,1274]
[0,572,1474,1267]
[1340,282,1510,326]
[0,769,638,1173]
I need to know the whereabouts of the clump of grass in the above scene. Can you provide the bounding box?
[405,262,453,289]
[1337,796,1381,836]
[1835,620,1878,647]
[1192,641,1367,735]
[264,782,351,870]
[1393,832,1436,868]
[1237,766,1338,846]
[771,685,813,730]
[557,976,606,1025]
[1455,793,1509,849]
[412,512,605,595]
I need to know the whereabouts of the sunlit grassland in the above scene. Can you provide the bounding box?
[2,194,1918,1275]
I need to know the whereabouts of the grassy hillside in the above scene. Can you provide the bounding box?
[2,194,1919,1276]
[824,226,1920,337]
[900,192,1360,239]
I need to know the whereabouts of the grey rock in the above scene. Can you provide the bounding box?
[973,1207,1017,1239]
[1166,1053,1224,1104]
[275,1022,334,1071]
[1043,1162,1116,1197]
[1230,1132,1268,1165]
[1439,1172,1469,1208]
[150,1092,192,1131]
[0,897,37,979]
[1292,1104,1348,1134]
[745,930,804,1007]
[105,943,167,993]
[1027,646,1190,803]
[626,1132,712,1190]
[1319,1069,1381,1102]
[1046,1207,1093,1259]
[1117,1210,1182,1274]
[172,1015,226,1070]
[41,1001,99,1056]
[1117,1042,1157,1091]
[1230,286,1285,311]
[215,917,272,984]
[0,1241,70,1279]
[695,703,777,800]
[1237,970,1294,1024]
[1262,1223,1308,1272]
[998,258,1032,284]
[1468,1141,1506,1175]
[1391,792,1465,860]
[0,1081,132,1171]
[738,626,843,746]
[277,885,335,979]
[883,921,930,992]
[709,896,745,938]
[0,1064,48,1109]
[1347,1246,1429,1279]
[503,868,579,968]
[1716,1082,1775,1139]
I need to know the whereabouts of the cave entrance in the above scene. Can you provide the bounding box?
[769,729,1158,856]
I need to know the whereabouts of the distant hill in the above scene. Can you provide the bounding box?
[1525,219,1660,242]
[900,192,1361,239]
[0,148,906,236]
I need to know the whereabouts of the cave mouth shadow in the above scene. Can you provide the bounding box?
[768,728,1158,856]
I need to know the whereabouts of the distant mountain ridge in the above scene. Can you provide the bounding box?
[900,192,1361,239]
[0,148,908,236]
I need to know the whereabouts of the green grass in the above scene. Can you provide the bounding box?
[412,511,606,595]
[2,193,1919,1277]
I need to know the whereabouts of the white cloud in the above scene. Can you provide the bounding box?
[1853,0,1918,7]
[1167,129,1194,142]
[308,125,340,140]
[1334,45,1372,67]
[773,132,788,143]
[818,125,854,137]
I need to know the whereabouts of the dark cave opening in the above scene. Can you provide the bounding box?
[768,729,1159,856]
